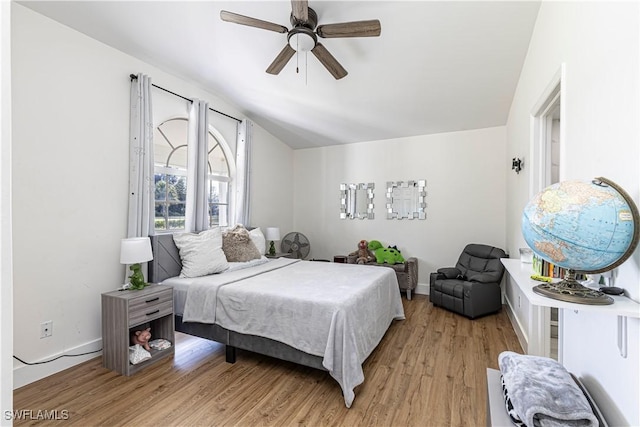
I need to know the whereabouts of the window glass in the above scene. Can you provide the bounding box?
[154,172,187,230]
[208,133,231,227]
[208,134,229,177]
[156,117,188,168]
[153,117,232,231]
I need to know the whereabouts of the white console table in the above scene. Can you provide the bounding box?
[502,258,640,358]
[486,368,514,426]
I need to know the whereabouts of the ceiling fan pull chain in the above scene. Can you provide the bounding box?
[305,51,308,85]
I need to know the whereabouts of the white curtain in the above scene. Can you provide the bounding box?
[185,99,209,232]
[234,119,252,226]
[127,73,154,238]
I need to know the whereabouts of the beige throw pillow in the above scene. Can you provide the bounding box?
[223,225,262,262]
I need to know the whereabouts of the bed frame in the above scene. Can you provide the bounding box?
[148,233,326,370]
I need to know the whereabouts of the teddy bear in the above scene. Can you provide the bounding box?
[349,240,375,264]
[131,327,152,351]
[368,240,405,264]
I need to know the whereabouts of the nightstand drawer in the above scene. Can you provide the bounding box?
[129,300,173,326]
[128,289,173,326]
[128,288,172,312]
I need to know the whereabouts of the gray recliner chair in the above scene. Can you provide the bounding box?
[430,244,507,319]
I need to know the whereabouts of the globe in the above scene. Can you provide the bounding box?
[522,177,639,304]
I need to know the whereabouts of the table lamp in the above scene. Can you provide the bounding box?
[264,227,281,256]
[120,237,153,290]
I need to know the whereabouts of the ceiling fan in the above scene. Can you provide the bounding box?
[220,0,381,80]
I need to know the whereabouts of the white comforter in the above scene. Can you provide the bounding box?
[175,258,405,408]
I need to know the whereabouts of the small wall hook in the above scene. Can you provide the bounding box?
[512,157,523,174]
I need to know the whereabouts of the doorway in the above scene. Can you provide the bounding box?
[530,65,564,361]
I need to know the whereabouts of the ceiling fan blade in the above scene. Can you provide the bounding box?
[266,44,296,75]
[316,20,381,38]
[291,0,308,23]
[220,10,288,33]
[311,43,348,80]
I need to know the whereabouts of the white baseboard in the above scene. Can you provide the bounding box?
[415,282,429,296]
[13,338,102,389]
[504,296,528,354]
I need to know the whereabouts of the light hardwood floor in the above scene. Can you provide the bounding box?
[14,296,522,426]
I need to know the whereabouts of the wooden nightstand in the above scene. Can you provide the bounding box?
[265,252,293,259]
[101,284,175,375]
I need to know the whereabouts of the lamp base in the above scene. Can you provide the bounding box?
[533,272,613,305]
[268,241,276,256]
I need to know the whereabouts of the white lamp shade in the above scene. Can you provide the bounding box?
[120,237,153,264]
[265,227,281,241]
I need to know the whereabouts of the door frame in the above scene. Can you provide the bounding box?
[528,63,566,361]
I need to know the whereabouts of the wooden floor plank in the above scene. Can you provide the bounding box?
[14,296,522,426]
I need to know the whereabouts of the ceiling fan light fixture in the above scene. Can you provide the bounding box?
[288,28,316,52]
[221,4,380,79]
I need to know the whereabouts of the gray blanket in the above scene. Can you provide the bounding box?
[498,351,598,427]
[178,258,405,408]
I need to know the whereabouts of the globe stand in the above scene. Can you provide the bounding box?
[533,269,613,305]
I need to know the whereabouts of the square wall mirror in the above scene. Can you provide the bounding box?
[340,183,374,219]
[386,180,427,219]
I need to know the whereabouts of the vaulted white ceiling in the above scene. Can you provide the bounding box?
[20,1,541,149]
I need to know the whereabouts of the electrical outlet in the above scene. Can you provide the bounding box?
[40,321,53,338]
[518,295,522,309]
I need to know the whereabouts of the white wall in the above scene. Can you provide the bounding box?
[293,126,507,290]
[249,124,294,235]
[11,4,293,387]
[1,0,14,422]
[505,2,640,425]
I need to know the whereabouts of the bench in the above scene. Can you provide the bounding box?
[347,255,418,300]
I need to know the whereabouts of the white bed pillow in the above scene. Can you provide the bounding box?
[249,227,267,256]
[172,228,229,278]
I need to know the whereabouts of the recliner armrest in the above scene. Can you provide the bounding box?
[467,272,503,283]
[436,267,461,279]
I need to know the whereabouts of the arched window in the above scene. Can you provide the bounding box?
[153,117,234,231]
[207,126,235,228]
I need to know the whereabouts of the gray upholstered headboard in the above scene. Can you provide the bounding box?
[148,227,257,284]
[149,234,182,284]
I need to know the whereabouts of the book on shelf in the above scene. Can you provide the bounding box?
[531,254,585,280]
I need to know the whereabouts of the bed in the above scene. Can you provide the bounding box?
[148,233,405,408]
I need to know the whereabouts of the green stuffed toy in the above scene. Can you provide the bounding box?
[368,240,405,264]
[128,264,148,290]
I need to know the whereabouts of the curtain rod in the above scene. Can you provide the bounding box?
[129,74,242,123]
